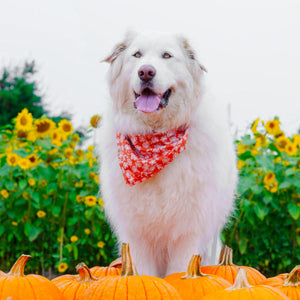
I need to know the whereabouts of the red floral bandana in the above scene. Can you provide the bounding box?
[116,125,190,186]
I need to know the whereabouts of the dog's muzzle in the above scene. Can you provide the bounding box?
[134,88,172,113]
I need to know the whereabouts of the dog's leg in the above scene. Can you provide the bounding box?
[164,233,202,277]
[122,239,161,277]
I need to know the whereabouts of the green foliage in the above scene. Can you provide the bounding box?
[0,112,116,276]
[222,118,300,277]
[0,61,47,127]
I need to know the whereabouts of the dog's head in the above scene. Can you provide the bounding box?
[104,31,207,133]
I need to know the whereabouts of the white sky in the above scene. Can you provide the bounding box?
[1,0,300,136]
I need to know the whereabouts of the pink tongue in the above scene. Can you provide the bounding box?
[135,94,161,113]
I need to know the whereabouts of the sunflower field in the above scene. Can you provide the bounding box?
[223,118,300,276]
[0,108,299,278]
[0,109,116,276]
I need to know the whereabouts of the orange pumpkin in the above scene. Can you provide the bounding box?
[262,273,289,287]
[52,262,98,299]
[202,268,289,300]
[263,265,300,299]
[80,243,182,300]
[164,255,231,299]
[90,264,121,277]
[201,245,266,284]
[108,256,122,269]
[0,254,64,300]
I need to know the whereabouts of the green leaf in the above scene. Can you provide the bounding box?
[19,179,27,189]
[0,225,5,235]
[73,245,78,260]
[262,195,272,204]
[238,175,256,195]
[251,185,264,195]
[255,155,274,170]
[51,206,61,217]
[24,222,43,242]
[31,191,40,209]
[239,238,248,255]
[0,164,10,177]
[279,181,291,189]
[5,181,15,191]
[254,202,269,221]
[287,203,300,220]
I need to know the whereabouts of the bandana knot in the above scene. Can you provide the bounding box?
[116,125,189,186]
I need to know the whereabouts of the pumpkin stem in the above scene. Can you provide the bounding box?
[121,243,138,276]
[181,255,209,279]
[218,245,233,266]
[8,254,31,276]
[227,268,253,290]
[76,263,99,282]
[109,257,122,269]
[283,265,300,287]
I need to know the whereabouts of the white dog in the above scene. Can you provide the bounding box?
[97,31,237,278]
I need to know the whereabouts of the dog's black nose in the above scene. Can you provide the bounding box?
[138,65,156,82]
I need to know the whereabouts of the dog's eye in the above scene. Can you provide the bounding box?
[133,51,142,58]
[162,52,172,59]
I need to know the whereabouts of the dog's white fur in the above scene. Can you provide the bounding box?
[97,32,237,277]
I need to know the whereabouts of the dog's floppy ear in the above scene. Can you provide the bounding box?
[103,31,136,64]
[180,37,208,73]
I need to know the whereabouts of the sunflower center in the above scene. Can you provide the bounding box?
[37,121,50,133]
[20,116,28,125]
[63,124,71,132]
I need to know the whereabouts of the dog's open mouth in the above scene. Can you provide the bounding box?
[134,88,172,113]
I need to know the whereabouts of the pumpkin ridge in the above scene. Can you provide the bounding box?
[73,280,85,299]
[25,276,39,299]
[142,276,153,300]
[0,276,9,296]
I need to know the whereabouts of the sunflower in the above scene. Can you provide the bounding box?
[293,134,300,147]
[34,118,56,138]
[36,210,46,218]
[27,154,39,167]
[64,147,73,158]
[85,195,97,207]
[90,114,101,128]
[18,158,31,170]
[76,195,84,203]
[16,129,28,139]
[58,119,73,136]
[265,181,278,193]
[75,149,85,158]
[70,235,79,243]
[275,136,289,152]
[98,198,104,207]
[285,141,297,156]
[75,180,83,188]
[265,119,281,135]
[97,241,105,248]
[263,172,276,185]
[237,143,247,155]
[11,221,18,226]
[251,118,260,134]
[28,178,36,186]
[50,129,64,147]
[254,134,267,148]
[15,108,33,131]
[0,189,9,199]
[84,228,91,235]
[237,160,245,170]
[57,262,68,273]
[72,133,80,144]
[6,153,19,167]
[39,180,47,187]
